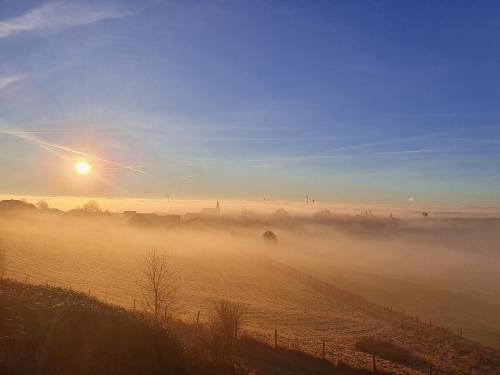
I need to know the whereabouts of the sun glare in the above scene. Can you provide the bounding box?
[75,161,91,175]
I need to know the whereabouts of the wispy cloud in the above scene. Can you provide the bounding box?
[0,1,129,38]
[0,75,23,90]
[181,174,201,180]
[372,149,434,156]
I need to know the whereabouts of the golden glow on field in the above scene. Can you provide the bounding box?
[75,161,91,175]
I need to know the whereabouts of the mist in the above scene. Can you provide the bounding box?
[1,199,499,360]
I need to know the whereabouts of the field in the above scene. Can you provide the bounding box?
[1,206,500,374]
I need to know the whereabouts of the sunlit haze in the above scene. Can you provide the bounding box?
[1,2,500,375]
[0,1,499,207]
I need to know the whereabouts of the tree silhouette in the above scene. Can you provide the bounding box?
[139,248,177,320]
[83,200,101,213]
[35,200,49,209]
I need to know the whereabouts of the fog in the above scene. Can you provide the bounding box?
[2,194,500,218]
[1,199,500,359]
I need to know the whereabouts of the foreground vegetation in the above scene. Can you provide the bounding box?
[0,279,190,375]
[0,279,389,375]
[2,202,500,374]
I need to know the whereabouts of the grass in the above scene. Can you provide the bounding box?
[1,279,383,375]
[355,336,428,368]
[0,279,189,375]
[239,335,387,375]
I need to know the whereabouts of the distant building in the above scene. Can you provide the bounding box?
[158,214,181,226]
[185,212,203,221]
[127,212,181,228]
[0,199,37,218]
[200,201,220,217]
[185,201,221,221]
[128,213,154,228]
[0,199,36,212]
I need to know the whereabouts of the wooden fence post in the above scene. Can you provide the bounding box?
[322,339,325,360]
[133,298,136,312]
[25,274,30,283]
[196,311,200,326]
[274,329,278,348]
[372,354,376,372]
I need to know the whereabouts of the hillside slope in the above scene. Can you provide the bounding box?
[0,279,189,375]
[0,279,389,375]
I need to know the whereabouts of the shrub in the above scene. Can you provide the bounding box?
[0,280,189,375]
[262,231,278,245]
[206,299,248,374]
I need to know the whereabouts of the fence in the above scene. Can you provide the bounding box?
[2,266,466,375]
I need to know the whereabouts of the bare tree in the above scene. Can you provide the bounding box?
[83,200,101,213]
[35,200,49,209]
[139,248,177,320]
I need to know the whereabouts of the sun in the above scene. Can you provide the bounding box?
[75,161,91,175]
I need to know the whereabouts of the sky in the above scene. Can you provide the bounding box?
[1,0,500,206]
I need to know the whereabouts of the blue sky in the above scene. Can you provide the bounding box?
[0,0,499,205]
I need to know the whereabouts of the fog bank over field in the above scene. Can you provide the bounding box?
[1,197,500,360]
[1,195,500,218]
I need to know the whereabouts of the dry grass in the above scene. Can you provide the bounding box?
[0,279,253,375]
[0,279,189,375]
[1,209,500,374]
[355,337,428,368]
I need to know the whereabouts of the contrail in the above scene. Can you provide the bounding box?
[2,130,145,174]
[180,174,200,179]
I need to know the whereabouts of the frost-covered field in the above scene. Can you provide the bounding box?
[1,211,500,374]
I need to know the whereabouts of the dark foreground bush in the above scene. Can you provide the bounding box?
[188,299,249,375]
[0,280,188,375]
